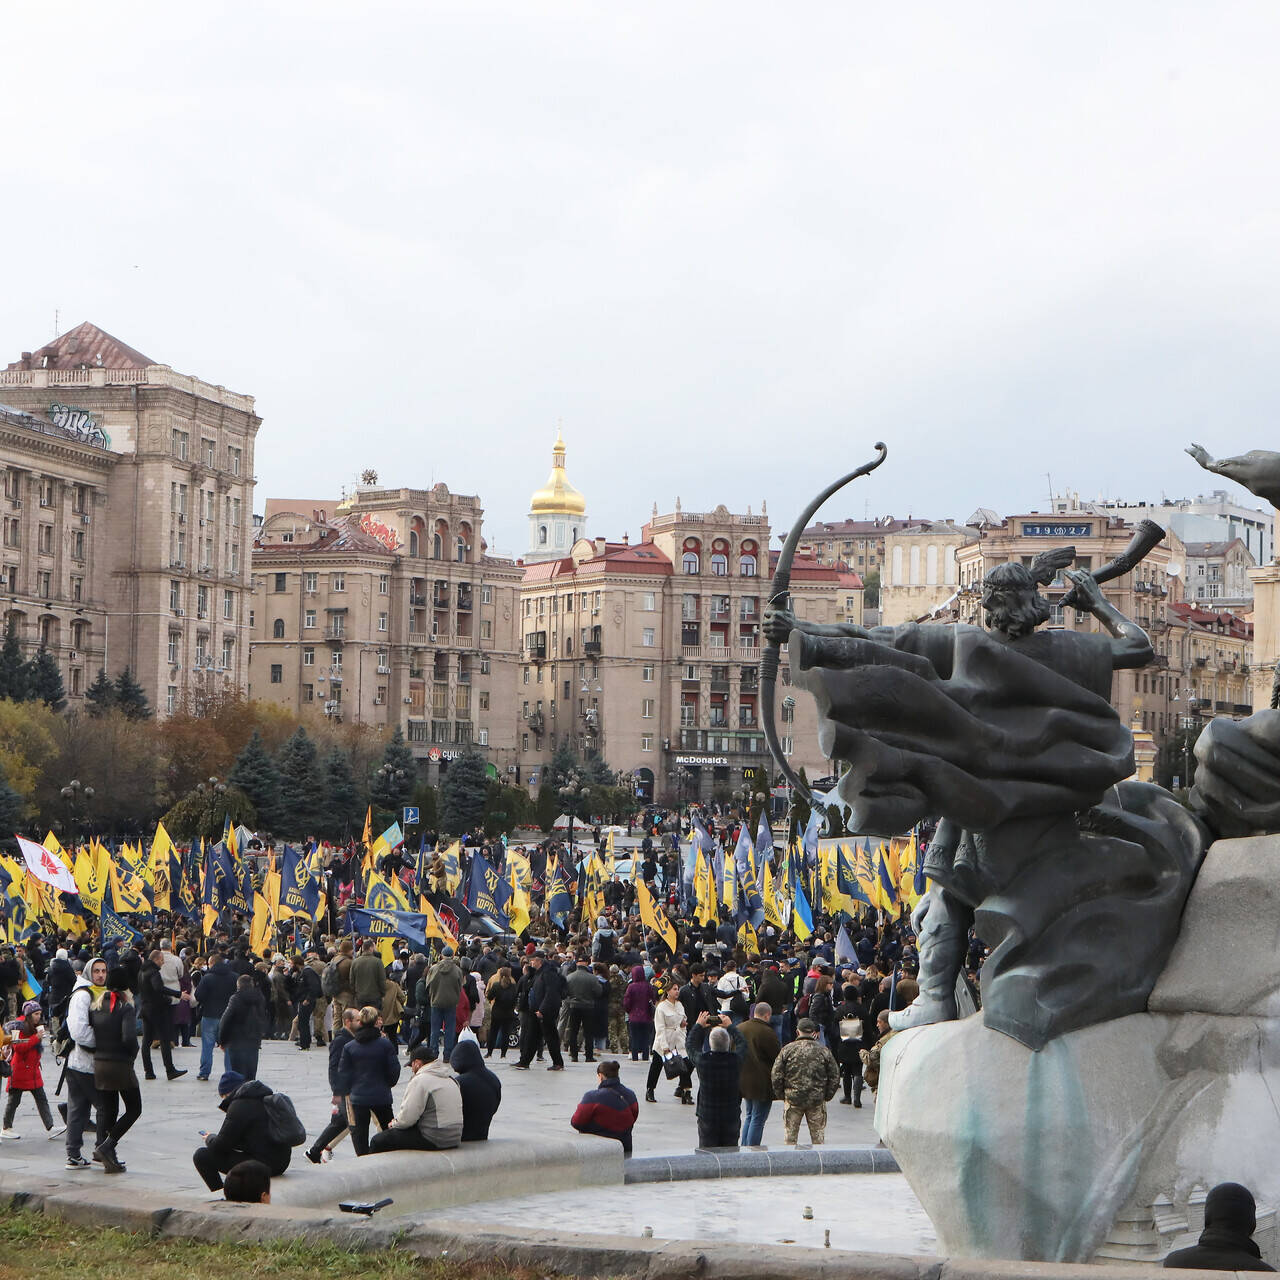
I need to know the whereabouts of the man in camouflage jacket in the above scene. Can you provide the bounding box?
[770,1016,840,1145]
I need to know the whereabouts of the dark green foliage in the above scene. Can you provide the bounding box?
[275,727,324,837]
[161,782,256,843]
[319,746,360,840]
[84,668,116,716]
[409,781,437,832]
[228,729,284,831]
[862,567,880,609]
[534,776,559,832]
[113,667,152,720]
[439,749,488,835]
[0,632,28,702]
[370,726,416,810]
[27,648,66,712]
[0,761,24,835]
[482,779,531,837]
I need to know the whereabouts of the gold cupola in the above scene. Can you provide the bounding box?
[529,431,587,516]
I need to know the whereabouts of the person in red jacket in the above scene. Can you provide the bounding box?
[570,1060,638,1155]
[2,1001,64,1139]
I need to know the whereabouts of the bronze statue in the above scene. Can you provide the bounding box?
[1187,442,1280,511]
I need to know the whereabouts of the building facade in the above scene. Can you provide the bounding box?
[879,520,978,626]
[1178,537,1256,610]
[0,323,259,714]
[797,515,922,578]
[525,433,588,564]
[247,484,523,779]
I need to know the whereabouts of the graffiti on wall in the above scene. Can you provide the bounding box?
[358,512,402,552]
[49,402,111,449]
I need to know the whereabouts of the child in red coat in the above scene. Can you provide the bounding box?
[2,1001,64,1139]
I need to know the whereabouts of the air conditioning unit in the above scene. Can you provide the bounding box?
[373,696,384,705]
[9,498,21,509]
[81,514,90,525]
[68,650,77,662]
[377,664,390,674]
[178,514,186,524]
[403,696,413,704]
[174,607,185,617]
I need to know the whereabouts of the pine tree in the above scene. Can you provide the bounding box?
[535,776,559,832]
[319,746,360,841]
[275,727,324,837]
[84,668,117,717]
[370,726,416,810]
[228,729,284,832]
[0,631,29,702]
[26,647,66,712]
[113,666,152,720]
[440,749,488,836]
[0,761,24,835]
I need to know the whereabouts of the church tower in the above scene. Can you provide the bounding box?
[526,431,588,562]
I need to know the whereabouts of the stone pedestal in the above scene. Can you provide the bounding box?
[875,835,1280,1263]
[1248,562,1280,712]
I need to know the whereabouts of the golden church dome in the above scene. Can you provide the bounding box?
[529,431,587,516]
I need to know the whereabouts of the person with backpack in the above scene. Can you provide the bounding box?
[217,975,268,1080]
[423,946,464,1060]
[192,1070,296,1191]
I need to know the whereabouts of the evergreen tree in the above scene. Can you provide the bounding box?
[319,746,360,841]
[0,761,25,836]
[483,779,531,837]
[0,631,29,702]
[113,666,152,720]
[535,776,559,832]
[440,749,489,836]
[228,729,284,832]
[275,727,324,837]
[581,749,613,786]
[409,781,438,834]
[84,668,117,716]
[26,647,66,712]
[370,726,416,810]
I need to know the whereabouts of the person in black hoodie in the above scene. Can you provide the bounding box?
[217,975,267,1081]
[304,1006,359,1163]
[45,949,76,1028]
[192,1070,293,1191]
[194,950,237,1081]
[88,968,142,1174]
[449,1040,501,1140]
[336,1006,401,1155]
[138,950,187,1082]
[1164,1182,1276,1271]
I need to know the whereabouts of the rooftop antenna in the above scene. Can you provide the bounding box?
[1047,472,1055,510]
[53,308,59,338]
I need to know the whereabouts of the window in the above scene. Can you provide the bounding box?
[711,553,728,576]
[378,612,388,632]
[38,524,53,554]
[202,438,216,467]
[641,734,653,752]
[781,735,793,755]
[477,728,489,746]
[221,636,234,669]
[481,585,492,604]
[270,664,283,684]
[170,580,182,611]
[281,532,294,544]
[249,610,255,627]
[302,684,314,702]
[171,429,189,460]
[538,525,547,545]
[683,551,699,574]
[479,691,490,710]
[70,668,82,696]
[71,576,83,603]
[641,698,655,718]
[642,664,654,682]
[642,627,655,647]
[740,554,757,577]
[196,585,209,618]
[332,649,343,668]
[223,590,234,620]
[166,686,177,715]
[273,572,287,592]
[228,446,242,475]
[641,592,655,611]
[304,609,316,629]
[332,573,345,591]
[167,632,180,664]
[272,618,285,638]
[195,633,208,664]
[522,732,530,751]
[522,666,530,685]
[379,574,389,594]
[456,537,466,562]
[72,530,85,560]
[305,572,318,593]
[303,647,315,666]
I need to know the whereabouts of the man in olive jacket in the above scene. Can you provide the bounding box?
[425,946,464,1059]
[349,939,387,1011]
[771,1016,840,1145]
[738,1001,781,1146]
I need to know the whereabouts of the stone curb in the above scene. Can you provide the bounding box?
[625,1144,899,1183]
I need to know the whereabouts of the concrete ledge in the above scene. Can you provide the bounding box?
[626,1144,898,1182]
[269,1135,624,1214]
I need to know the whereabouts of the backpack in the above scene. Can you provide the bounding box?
[263,1091,307,1147]
[321,958,343,999]
[796,993,811,1017]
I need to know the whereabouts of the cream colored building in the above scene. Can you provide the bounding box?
[880,521,978,626]
[248,482,522,780]
[0,323,259,714]
[1166,602,1253,732]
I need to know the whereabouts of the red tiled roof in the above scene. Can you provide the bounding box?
[7,321,153,371]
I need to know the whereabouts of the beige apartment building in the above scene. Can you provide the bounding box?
[248,483,522,780]
[798,515,923,578]
[0,323,259,714]
[879,520,978,625]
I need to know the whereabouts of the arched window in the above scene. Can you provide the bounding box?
[740,553,757,577]
[272,618,285,638]
[409,530,419,557]
[432,533,442,559]
[683,551,700,574]
[539,525,548,545]
[711,553,728,576]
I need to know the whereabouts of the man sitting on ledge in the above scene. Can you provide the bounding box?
[368,1044,462,1153]
[571,1059,638,1155]
[193,1071,292,1192]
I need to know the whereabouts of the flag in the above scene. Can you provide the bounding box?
[602,828,615,876]
[109,859,152,915]
[345,906,429,951]
[464,855,511,929]
[734,820,764,928]
[636,878,676,952]
[792,880,814,942]
[171,848,199,921]
[687,814,716,907]
[546,856,573,931]
[16,835,77,894]
[250,891,275,955]
[440,840,463,895]
[100,902,143,948]
[420,898,458,947]
[151,822,175,874]
[201,845,219,937]
[835,922,857,966]
[875,841,900,913]
[762,861,785,929]
[836,843,873,909]
[366,871,412,913]
[854,840,879,909]
[3,881,38,943]
[694,849,715,927]
[737,921,759,954]
[507,863,531,937]
[278,844,320,920]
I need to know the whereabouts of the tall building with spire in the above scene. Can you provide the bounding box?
[526,431,587,562]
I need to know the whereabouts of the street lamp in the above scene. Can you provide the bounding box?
[559,769,583,851]
[59,778,95,845]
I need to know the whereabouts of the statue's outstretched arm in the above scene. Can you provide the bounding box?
[762,604,869,645]
[1063,569,1153,670]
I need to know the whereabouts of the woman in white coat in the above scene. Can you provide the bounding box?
[644,984,692,1104]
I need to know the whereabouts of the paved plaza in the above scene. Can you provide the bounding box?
[0,1034,882,1201]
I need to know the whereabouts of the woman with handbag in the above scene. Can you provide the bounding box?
[833,982,866,1107]
[645,984,692,1105]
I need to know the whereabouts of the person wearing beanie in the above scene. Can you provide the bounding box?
[45,949,76,1031]
[1164,1182,1276,1271]
[770,1016,840,1146]
[424,947,464,1060]
[192,1069,292,1191]
[2,1000,65,1141]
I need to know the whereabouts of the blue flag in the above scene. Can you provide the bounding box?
[734,822,764,928]
[464,854,511,929]
[546,860,574,931]
[100,903,144,948]
[835,922,857,966]
[345,906,428,950]
[280,844,320,920]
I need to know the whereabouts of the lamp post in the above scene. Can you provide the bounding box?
[59,778,95,846]
[195,775,228,842]
[559,769,583,852]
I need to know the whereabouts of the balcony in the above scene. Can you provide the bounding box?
[409,593,427,607]
[583,640,601,655]
[458,668,471,683]
[710,678,730,693]
[456,590,473,611]
[409,630,428,643]
[433,594,449,609]
[737,644,759,660]
[526,644,547,661]
[682,644,701,660]
[528,710,545,734]
[325,628,346,642]
[739,714,758,729]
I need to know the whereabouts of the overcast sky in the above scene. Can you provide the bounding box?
[5,3,1279,558]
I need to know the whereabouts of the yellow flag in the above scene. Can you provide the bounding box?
[263,867,282,917]
[420,896,458,946]
[73,845,105,915]
[694,850,715,927]
[109,860,151,915]
[602,828,615,876]
[763,861,784,929]
[636,879,676,952]
[151,822,175,874]
[737,920,759,954]
[250,891,275,955]
[366,871,411,913]
[508,863,531,937]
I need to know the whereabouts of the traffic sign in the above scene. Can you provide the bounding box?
[403,806,420,826]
